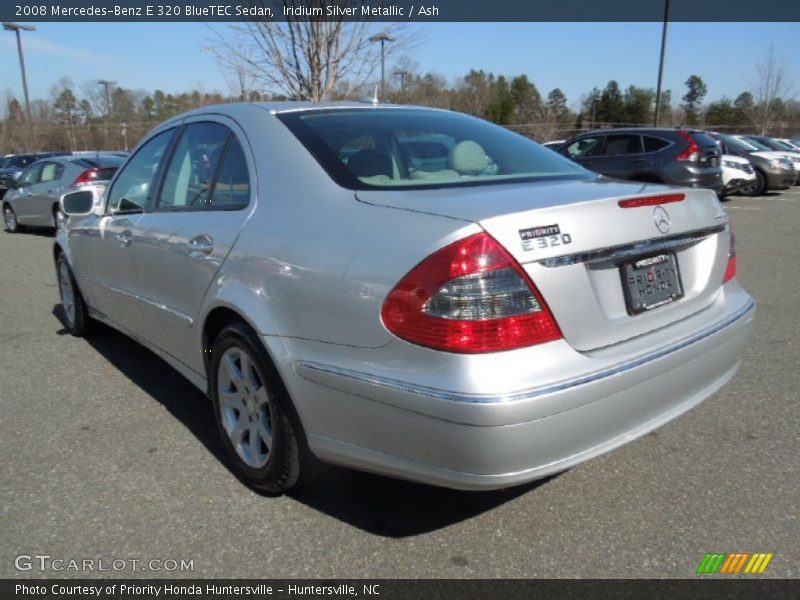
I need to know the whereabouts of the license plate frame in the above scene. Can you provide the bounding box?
[620,252,684,315]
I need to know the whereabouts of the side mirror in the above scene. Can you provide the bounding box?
[61,190,95,216]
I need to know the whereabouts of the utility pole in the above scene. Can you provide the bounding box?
[653,0,671,127]
[3,22,36,149]
[98,79,117,147]
[394,69,410,100]
[369,33,396,99]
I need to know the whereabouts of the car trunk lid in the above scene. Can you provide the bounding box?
[358,178,731,351]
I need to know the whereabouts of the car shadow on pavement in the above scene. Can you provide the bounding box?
[53,305,553,537]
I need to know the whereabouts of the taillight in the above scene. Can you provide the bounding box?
[71,167,117,188]
[381,232,562,353]
[675,131,699,162]
[723,224,737,283]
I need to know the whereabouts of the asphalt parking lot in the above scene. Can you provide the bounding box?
[1,189,798,579]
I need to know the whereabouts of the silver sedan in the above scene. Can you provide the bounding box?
[55,103,755,493]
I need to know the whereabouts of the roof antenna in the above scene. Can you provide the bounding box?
[371,85,379,105]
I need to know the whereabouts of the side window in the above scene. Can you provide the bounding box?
[564,136,604,159]
[18,163,43,187]
[107,128,176,213]
[210,137,251,209]
[643,136,670,153]
[40,162,64,183]
[602,134,643,156]
[157,122,230,209]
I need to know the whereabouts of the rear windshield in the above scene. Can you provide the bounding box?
[70,156,125,169]
[689,132,718,147]
[277,108,590,190]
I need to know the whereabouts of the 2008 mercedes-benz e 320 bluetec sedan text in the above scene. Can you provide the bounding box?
[55,103,755,493]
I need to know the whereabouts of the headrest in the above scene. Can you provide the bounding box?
[447,141,489,174]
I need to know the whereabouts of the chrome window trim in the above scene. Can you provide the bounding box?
[295,298,755,405]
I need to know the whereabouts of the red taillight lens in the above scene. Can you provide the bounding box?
[71,167,117,188]
[618,193,685,208]
[723,225,737,283]
[675,131,699,162]
[381,232,562,353]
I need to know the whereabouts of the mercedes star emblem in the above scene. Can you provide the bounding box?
[653,206,671,234]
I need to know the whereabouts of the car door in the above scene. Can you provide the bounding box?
[72,127,178,332]
[595,133,645,179]
[30,161,65,225]
[10,163,44,224]
[130,118,255,365]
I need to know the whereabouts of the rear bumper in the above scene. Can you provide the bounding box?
[284,286,755,490]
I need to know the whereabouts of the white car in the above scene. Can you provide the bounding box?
[720,154,756,197]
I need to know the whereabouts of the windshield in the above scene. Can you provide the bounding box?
[277,108,590,190]
[738,136,771,151]
[773,140,797,151]
[724,135,759,152]
[1,155,35,169]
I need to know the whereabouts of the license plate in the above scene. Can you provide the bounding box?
[621,253,683,315]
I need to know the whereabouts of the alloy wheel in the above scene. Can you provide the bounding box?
[217,347,273,469]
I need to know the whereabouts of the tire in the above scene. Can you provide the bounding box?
[210,322,305,494]
[56,253,92,336]
[742,170,766,197]
[3,204,22,233]
[53,205,67,231]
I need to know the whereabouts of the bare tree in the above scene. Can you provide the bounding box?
[752,45,796,134]
[209,1,416,101]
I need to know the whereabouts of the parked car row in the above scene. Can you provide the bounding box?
[548,129,799,199]
[2,152,126,232]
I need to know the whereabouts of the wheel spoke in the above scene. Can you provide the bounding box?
[248,423,261,459]
[258,421,273,452]
[229,415,248,445]
[241,353,261,390]
[221,352,245,389]
[219,389,246,412]
[254,386,269,408]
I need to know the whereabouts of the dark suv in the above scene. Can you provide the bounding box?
[556,129,723,193]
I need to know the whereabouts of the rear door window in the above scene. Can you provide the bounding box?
[643,136,670,153]
[602,134,643,156]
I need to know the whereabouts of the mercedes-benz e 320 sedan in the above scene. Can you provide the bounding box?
[55,103,755,493]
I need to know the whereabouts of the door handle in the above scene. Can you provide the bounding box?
[187,234,214,257]
[116,229,133,248]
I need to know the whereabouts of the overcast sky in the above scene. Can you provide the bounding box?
[1,21,798,111]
